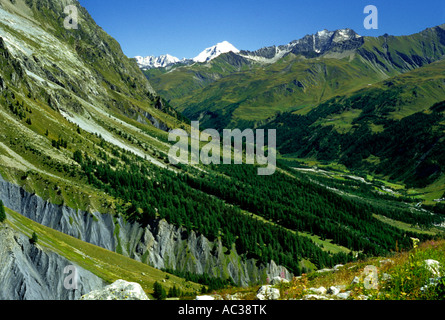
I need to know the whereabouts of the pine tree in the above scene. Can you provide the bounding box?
[0,200,6,223]
[168,285,180,298]
[30,232,38,245]
[153,281,166,300]
[73,150,83,164]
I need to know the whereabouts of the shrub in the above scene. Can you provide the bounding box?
[29,232,38,245]
[73,150,83,164]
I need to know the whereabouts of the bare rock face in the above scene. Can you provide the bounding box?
[0,226,105,300]
[80,280,149,300]
[239,28,363,61]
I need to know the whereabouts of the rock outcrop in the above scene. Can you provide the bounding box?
[0,175,292,288]
[80,280,149,300]
[256,285,280,300]
[0,225,105,300]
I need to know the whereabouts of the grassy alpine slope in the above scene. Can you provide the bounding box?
[264,58,445,195]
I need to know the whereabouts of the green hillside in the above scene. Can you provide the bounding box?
[264,59,445,195]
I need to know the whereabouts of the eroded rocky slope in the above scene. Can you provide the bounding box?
[0,225,105,300]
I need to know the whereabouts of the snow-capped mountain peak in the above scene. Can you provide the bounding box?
[193,41,240,63]
[135,54,181,69]
[135,29,361,70]
[316,29,334,39]
[332,28,360,43]
[135,41,239,69]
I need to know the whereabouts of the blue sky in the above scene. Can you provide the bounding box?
[78,0,445,59]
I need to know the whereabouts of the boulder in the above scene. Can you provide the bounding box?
[333,264,344,270]
[379,259,394,266]
[351,276,360,285]
[335,284,347,291]
[424,260,441,277]
[381,273,392,281]
[80,280,149,300]
[327,286,340,296]
[227,293,247,300]
[195,295,215,300]
[256,285,280,300]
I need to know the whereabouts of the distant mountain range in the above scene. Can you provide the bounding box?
[141,24,445,190]
[136,41,240,69]
[238,28,362,63]
[135,54,182,69]
[136,28,362,69]
[141,25,445,126]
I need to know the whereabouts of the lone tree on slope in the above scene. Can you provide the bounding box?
[0,200,6,223]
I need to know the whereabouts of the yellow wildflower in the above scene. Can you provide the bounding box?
[410,237,420,249]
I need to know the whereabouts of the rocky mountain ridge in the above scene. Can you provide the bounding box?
[239,28,362,62]
[137,28,361,69]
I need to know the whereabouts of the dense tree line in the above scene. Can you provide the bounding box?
[71,91,443,276]
[184,164,432,257]
[75,152,356,274]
